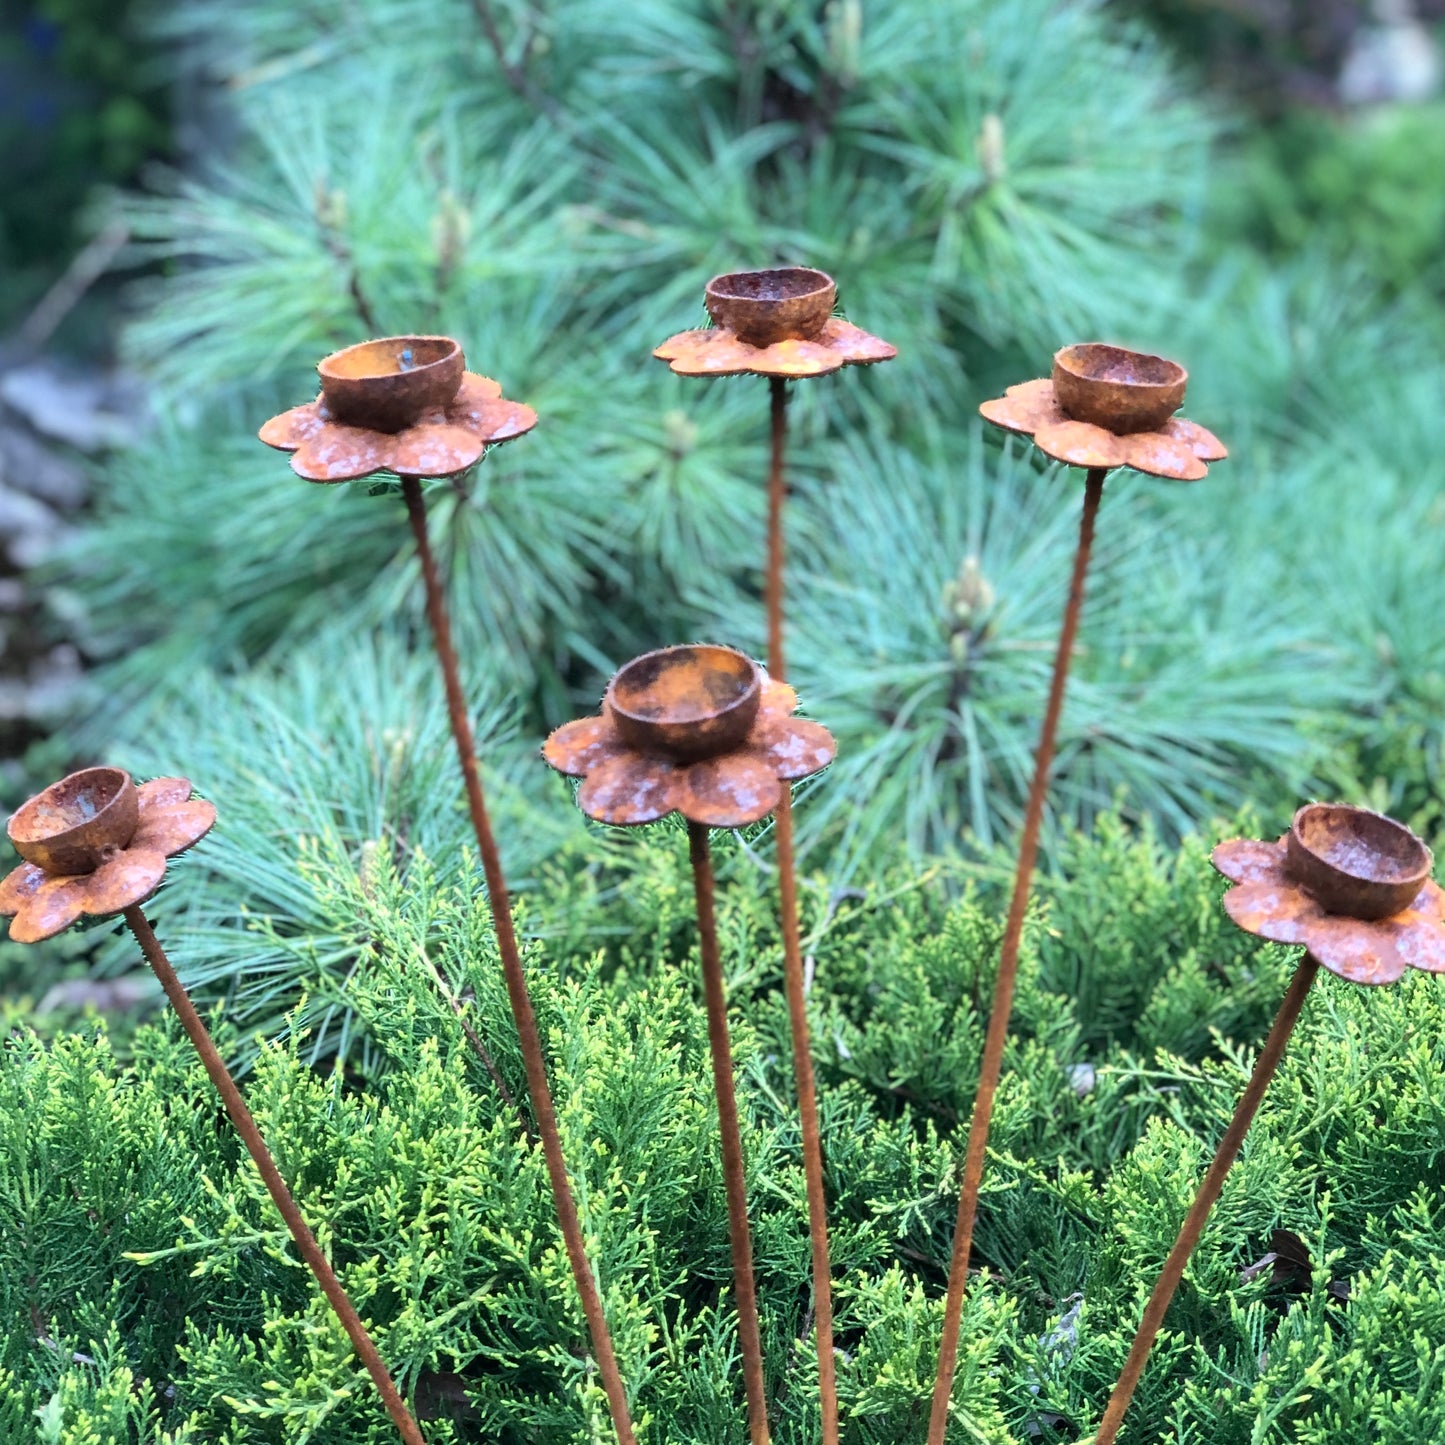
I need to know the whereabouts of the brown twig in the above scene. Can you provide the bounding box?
[467,0,565,118]
[1093,952,1321,1444]
[927,467,1107,1444]
[688,821,773,1445]
[764,371,840,1443]
[122,906,427,1445]
[401,476,636,1445]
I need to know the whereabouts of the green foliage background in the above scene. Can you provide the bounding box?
[6,0,1445,1439]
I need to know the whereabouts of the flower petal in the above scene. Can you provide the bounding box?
[9,874,89,943]
[757,677,798,723]
[749,339,844,377]
[1409,879,1445,922]
[130,799,217,858]
[677,751,782,828]
[1389,914,1445,974]
[258,402,325,452]
[389,424,486,479]
[1302,916,1408,986]
[454,372,504,407]
[576,753,682,826]
[653,329,714,362]
[1031,419,1128,471]
[1123,431,1209,482]
[0,862,47,916]
[542,716,626,777]
[978,378,1066,439]
[1221,879,1319,943]
[470,398,539,445]
[137,777,194,811]
[818,318,897,365]
[656,331,756,376]
[291,425,394,483]
[1212,838,1289,886]
[79,848,168,916]
[1162,416,1228,462]
[751,716,836,781]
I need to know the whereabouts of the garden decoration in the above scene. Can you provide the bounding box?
[544,643,837,1445]
[929,342,1228,1442]
[260,336,637,1445]
[654,267,895,1444]
[0,768,429,1445]
[1093,801,1445,1444]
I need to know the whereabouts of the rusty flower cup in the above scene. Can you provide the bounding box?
[607,644,763,761]
[318,335,465,432]
[705,267,837,347]
[980,341,1225,481]
[9,765,140,874]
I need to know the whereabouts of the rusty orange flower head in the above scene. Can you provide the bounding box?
[980,342,1227,482]
[543,644,836,829]
[258,335,537,482]
[0,768,216,943]
[654,267,896,378]
[1213,803,1445,986]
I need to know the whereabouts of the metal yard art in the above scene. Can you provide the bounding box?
[929,341,1228,1443]
[259,336,636,1445]
[545,642,837,1445]
[654,266,894,1445]
[0,768,429,1445]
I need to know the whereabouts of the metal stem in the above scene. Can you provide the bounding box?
[927,466,1107,1443]
[763,371,839,1443]
[122,906,427,1445]
[1093,951,1320,1444]
[687,820,772,1445]
[401,476,636,1445]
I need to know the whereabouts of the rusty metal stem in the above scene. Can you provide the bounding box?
[763,371,839,1444]
[1094,951,1320,1445]
[687,821,772,1445]
[927,466,1107,1444]
[121,906,427,1445]
[401,477,636,1445]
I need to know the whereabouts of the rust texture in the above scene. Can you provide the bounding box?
[689,820,773,1445]
[123,906,430,1445]
[2,769,425,1443]
[259,334,536,482]
[927,467,1107,1445]
[654,266,895,378]
[1094,951,1322,1445]
[543,644,835,829]
[1213,806,1445,985]
[979,342,1227,482]
[1,770,215,943]
[401,476,638,1445]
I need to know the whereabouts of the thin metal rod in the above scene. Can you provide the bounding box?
[927,466,1107,1443]
[122,906,427,1445]
[1093,951,1320,1445]
[688,821,772,1445]
[401,476,636,1445]
[762,371,839,1443]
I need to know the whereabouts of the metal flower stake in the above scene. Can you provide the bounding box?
[260,336,637,1444]
[0,768,429,1445]
[929,343,1229,1442]
[655,268,895,1443]
[544,643,837,1445]
[1094,802,1445,1444]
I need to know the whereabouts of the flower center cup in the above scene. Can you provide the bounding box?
[1051,343,1187,434]
[318,335,465,432]
[8,766,140,875]
[607,645,763,762]
[1285,803,1433,921]
[705,267,837,348]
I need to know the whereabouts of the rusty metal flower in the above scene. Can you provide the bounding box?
[654,267,896,378]
[543,644,836,828]
[1213,803,1445,986]
[258,334,537,482]
[0,768,215,943]
[980,342,1227,481]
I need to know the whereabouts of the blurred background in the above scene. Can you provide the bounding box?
[1,0,1443,1038]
